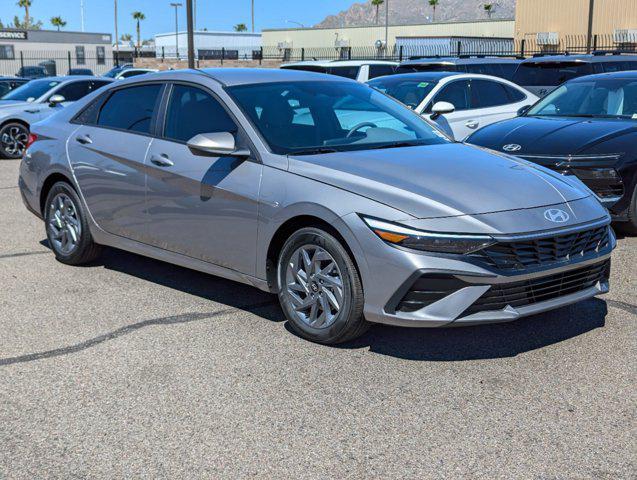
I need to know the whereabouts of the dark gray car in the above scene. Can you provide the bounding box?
[19,69,614,344]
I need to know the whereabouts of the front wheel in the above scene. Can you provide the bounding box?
[277,227,368,344]
[0,122,29,159]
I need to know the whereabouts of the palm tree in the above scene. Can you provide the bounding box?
[50,16,66,31]
[483,3,495,18]
[371,0,384,25]
[17,0,31,29]
[132,11,146,49]
[234,23,247,32]
[120,33,132,44]
[428,0,439,22]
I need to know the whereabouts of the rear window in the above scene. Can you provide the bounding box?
[368,64,396,79]
[281,65,328,74]
[599,60,637,72]
[327,66,360,79]
[512,61,594,86]
[395,63,457,74]
[97,84,162,134]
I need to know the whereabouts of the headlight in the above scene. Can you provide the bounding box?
[361,216,496,254]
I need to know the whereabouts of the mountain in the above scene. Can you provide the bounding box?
[316,0,516,28]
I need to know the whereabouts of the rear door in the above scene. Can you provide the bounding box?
[466,79,524,134]
[143,83,262,274]
[68,83,164,242]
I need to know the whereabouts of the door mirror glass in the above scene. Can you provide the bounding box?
[431,101,455,119]
[187,132,250,157]
[48,94,65,106]
[517,104,531,116]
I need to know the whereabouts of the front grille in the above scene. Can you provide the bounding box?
[463,260,610,316]
[470,225,610,271]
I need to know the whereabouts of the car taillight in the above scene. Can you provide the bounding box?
[25,133,38,151]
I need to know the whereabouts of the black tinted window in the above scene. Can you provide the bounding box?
[471,80,512,108]
[600,60,637,72]
[512,62,594,86]
[368,64,396,79]
[164,84,236,142]
[504,84,526,102]
[433,80,471,110]
[121,70,150,78]
[98,84,162,134]
[327,66,360,79]
[54,81,91,102]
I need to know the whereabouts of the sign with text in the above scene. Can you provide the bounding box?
[0,30,28,40]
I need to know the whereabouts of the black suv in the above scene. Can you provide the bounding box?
[467,71,637,232]
[396,57,521,80]
[512,52,637,97]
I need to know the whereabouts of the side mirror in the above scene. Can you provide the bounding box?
[187,132,250,157]
[517,105,531,116]
[48,94,65,107]
[430,101,455,119]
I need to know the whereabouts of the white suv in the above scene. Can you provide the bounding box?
[281,60,397,82]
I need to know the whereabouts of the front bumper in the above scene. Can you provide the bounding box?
[346,213,615,328]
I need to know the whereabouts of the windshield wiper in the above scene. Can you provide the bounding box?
[290,147,339,156]
[366,141,425,150]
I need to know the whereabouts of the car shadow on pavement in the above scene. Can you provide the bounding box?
[40,240,611,362]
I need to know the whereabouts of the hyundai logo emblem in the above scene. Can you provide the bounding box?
[544,208,570,223]
[502,144,522,152]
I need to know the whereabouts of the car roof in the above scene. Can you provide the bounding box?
[195,68,356,86]
[282,60,398,67]
[369,71,458,82]
[400,56,521,66]
[520,53,637,64]
[0,76,28,80]
[30,75,107,82]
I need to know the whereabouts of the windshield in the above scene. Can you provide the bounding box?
[227,81,449,155]
[527,78,637,118]
[368,77,438,109]
[512,61,594,86]
[1,79,60,101]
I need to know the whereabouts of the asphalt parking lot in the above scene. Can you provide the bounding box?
[0,158,635,479]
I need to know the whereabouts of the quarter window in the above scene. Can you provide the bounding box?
[164,84,237,142]
[368,64,396,79]
[97,84,163,134]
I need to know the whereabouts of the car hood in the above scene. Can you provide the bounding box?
[467,115,637,156]
[288,143,590,219]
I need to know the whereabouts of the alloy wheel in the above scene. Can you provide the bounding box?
[47,193,82,255]
[1,125,28,157]
[285,245,344,329]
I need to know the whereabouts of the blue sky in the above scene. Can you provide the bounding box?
[1,0,356,39]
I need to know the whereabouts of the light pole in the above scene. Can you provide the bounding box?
[170,2,182,59]
[285,20,305,28]
[114,0,119,66]
[80,0,85,31]
[186,0,195,68]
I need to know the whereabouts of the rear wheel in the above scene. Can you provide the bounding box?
[44,181,102,265]
[0,122,29,159]
[277,227,368,344]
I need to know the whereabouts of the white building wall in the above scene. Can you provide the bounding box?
[155,31,262,59]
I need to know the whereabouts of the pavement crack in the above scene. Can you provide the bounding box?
[0,250,50,260]
[0,300,277,367]
[606,299,637,316]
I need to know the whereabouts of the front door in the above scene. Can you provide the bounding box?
[144,83,262,275]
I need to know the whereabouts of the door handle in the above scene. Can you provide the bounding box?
[150,154,174,167]
[465,120,479,129]
[75,134,92,145]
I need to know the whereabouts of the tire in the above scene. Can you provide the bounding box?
[277,227,368,344]
[0,122,29,159]
[44,181,102,265]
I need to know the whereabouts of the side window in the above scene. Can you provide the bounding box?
[89,80,111,91]
[504,84,527,102]
[54,81,92,102]
[368,64,396,79]
[432,80,471,111]
[164,84,237,142]
[97,84,163,134]
[471,80,512,108]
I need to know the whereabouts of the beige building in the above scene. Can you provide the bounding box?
[515,0,637,40]
[262,20,515,48]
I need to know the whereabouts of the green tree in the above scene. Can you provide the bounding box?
[50,16,66,31]
[234,23,248,32]
[428,0,439,22]
[120,33,132,43]
[17,0,31,29]
[371,0,384,25]
[132,11,146,48]
[483,3,494,18]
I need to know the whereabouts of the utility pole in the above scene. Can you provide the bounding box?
[170,2,182,59]
[586,0,595,53]
[80,0,85,31]
[114,0,119,66]
[186,0,195,68]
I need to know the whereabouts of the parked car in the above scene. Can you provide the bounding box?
[0,77,29,98]
[19,69,614,344]
[0,76,112,158]
[368,72,537,140]
[396,57,521,80]
[102,64,134,78]
[16,66,48,79]
[281,60,398,82]
[511,52,637,97]
[68,68,94,76]
[467,71,637,232]
[113,68,158,79]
